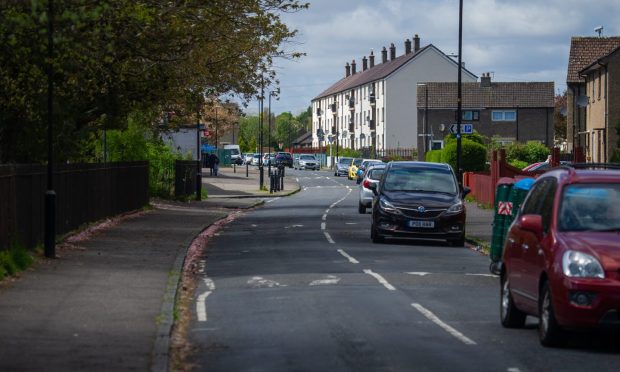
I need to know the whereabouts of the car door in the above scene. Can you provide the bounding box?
[521,178,556,302]
[506,180,547,308]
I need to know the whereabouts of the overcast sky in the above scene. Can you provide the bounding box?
[246,0,620,115]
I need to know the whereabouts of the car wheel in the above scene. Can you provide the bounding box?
[539,281,564,347]
[371,222,384,243]
[500,274,526,328]
[358,202,366,214]
[450,234,465,247]
[334,172,338,177]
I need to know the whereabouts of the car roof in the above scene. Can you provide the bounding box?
[543,165,620,185]
[388,161,452,171]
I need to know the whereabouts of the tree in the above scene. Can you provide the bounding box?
[0,0,308,163]
[554,90,567,146]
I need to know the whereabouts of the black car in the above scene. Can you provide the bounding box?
[369,161,469,246]
[275,152,293,168]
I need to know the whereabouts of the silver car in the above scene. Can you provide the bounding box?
[358,164,386,214]
[294,154,319,170]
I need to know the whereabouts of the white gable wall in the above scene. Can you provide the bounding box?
[384,48,477,149]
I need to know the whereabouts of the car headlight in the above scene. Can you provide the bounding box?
[379,198,402,215]
[562,251,605,279]
[446,201,464,214]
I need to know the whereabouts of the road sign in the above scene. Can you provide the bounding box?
[448,123,473,135]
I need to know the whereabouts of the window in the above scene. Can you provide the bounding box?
[382,107,385,122]
[431,140,444,150]
[462,110,480,121]
[491,110,517,121]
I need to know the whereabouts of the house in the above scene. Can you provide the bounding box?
[578,45,620,162]
[415,74,554,159]
[310,35,477,155]
[566,36,620,157]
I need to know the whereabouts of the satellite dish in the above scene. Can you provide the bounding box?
[577,95,589,107]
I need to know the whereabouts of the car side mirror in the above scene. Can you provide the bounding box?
[518,214,543,237]
[461,186,471,197]
[368,182,378,195]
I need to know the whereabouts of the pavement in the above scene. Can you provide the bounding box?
[0,165,493,371]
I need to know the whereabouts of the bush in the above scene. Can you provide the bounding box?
[508,159,528,169]
[0,250,17,276]
[10,244,33,270]
[505,141,550,164]
[425,150,442,163]
[441,139,487,172]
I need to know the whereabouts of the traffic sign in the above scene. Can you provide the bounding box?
[448,123,473,135]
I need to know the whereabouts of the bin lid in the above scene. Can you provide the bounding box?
[514,177,535,191]
[497,177,514,186]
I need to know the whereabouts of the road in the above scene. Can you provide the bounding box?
[187,169,620,371]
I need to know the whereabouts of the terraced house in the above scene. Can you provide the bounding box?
[311,35,476,155]
[415,74,554,159]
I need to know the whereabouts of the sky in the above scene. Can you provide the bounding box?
[246,0,620,115]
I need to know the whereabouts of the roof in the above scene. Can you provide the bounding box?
[416,81,554,109]
[292,131,312,145]
[313,45,475,101]
[580,45,620,75]
[567,36,620,83]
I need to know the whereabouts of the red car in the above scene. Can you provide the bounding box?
[500,165,620,346]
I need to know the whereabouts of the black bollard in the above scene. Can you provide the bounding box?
[246,163,249,177]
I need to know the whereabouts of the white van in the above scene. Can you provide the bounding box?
[223,144,241,163]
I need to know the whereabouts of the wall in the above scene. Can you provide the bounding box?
[608,53,620,160]
[385,47,476,149]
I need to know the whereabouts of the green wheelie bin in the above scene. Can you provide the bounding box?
[490,178,514,265]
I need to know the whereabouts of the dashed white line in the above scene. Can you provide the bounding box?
[406,272,431,276]
[324,232,335,244]
[321,222,326,230]
[411,303,477,345]
[465,273,499,278]
[337,249,359,264]
[507,368,521,372]
[363,269,396,291]
[322,214,327,221]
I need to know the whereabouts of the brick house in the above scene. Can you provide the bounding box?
[566,36,620,156]
[577,45,620,162]
[415,74,554,159]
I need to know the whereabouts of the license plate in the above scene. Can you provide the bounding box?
[408,220,434,228]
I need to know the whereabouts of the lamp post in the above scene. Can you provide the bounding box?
[259,79,264,189]
[331,100,338,167]
[456,0,463,185]
[44,0,56,258]
[195,107,202,200]
[268,91,272,175]
[215,105,219,149]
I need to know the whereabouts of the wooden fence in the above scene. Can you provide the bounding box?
[0,162,149,251]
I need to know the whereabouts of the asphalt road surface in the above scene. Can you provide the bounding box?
[188,169,620,372]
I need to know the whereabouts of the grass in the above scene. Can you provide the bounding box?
[0,240,35,280]
[465,236,490,255]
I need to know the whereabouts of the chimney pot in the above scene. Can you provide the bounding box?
[405,39,412,54]
[381,47,388,63]
[389,43,396,60]
[413,34,420,52]
[362,56,368,71]
[481,72,491,87]
[345,62,350,77]
[351,59,357,74]
[369,50,375,68]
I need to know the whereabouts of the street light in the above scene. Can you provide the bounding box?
[215,105,219,149]
[456,0,464,185]
[44,0,56,258]
[195,106,202,200]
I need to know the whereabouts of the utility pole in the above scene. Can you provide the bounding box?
[44,0,56,258]
[259,78,264,189]
[456,0,463,186]
[195,107,202,200]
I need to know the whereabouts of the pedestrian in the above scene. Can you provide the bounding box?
[206,153,214,176]
[210,153,220,176]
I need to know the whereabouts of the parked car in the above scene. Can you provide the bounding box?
[500,164,620,346]
[369,161,469,245]
[356,159,384,184]
[263,153,275,166]
[348,158,364,180]
[294,154,319,170]
[275,152,293,168]
[358,164,386,214]
[335,157,353,177]
[244,153,255,164]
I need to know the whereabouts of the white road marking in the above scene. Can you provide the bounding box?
[363,269,396,291]
[337,249,359,264]
[507,368,521,372]
[247,276,287,288]
[196,278,215,322]
[345,222,357,225]
[310,275,341,286]
[324,232,335,244]
[406,272,431,276]
[411,303,477,345]
[284,224,304,229]
[322,214,327,221]
[321,222,326,230]
[465,273,499,278]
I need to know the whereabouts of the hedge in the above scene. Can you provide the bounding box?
[441,139,487,172]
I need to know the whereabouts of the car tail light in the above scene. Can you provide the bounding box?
[363,180,370,189]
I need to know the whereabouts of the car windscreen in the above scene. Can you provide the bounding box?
[338,158,352,164]
[300,155,314,160]
[353,159,363,166]
[559,183,620,232]
[383,167,457,194]
[368,168,385,180]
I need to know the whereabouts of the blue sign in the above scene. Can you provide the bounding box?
[449,123,473,135]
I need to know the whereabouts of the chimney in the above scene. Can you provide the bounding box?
[351,59,356,74]
[405,39,412,54]
[389,43,396,60]
[362,56,368,71]
[345,62,350,77]
[369,50,375,67]
[481,72,491,87]
[413,34,420,52]
[381,47,388,63]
